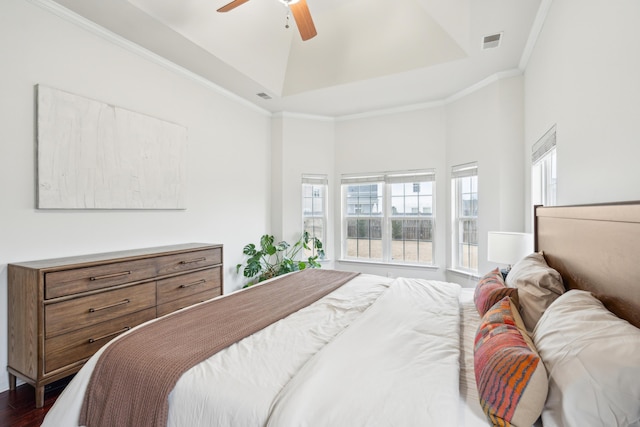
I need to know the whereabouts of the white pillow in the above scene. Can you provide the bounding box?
[506,252,564,332]
[533,290,640,427]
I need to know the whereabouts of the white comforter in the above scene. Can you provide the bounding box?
[42,274,465,427]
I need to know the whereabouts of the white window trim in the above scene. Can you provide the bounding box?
[532,125,557,207]
[302,174,328,257]
[451,162,478,273]
[340,169,436,266]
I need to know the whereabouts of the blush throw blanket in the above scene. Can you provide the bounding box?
[79,269,359,427]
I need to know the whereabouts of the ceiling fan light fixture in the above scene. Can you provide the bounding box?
[279,0,301,6]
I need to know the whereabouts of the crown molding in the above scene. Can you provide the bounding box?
[273,111,335,122]
[444,68,523,104]
[336,99,446,122]
[336,68,523,122]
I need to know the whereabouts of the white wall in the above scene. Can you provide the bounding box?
[524,0,640,226]
[0,0,271,393]
[334,106,450,280]
[333,76,525,285]
[445,76,525,284]
[271,114,335,261]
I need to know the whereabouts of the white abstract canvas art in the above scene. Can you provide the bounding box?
[37,85,187,209]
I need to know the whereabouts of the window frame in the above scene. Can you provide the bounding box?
[302,174,328,258]
[451,162,478,273]
[532,125,557,207]
[340,170,436,266]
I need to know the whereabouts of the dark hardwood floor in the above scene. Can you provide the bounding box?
[0,378,70,427]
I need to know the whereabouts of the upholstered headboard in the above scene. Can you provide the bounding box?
[534,202,640,329]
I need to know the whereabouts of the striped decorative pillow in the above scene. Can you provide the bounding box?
[474,268,518,316]
[474,297,548,427]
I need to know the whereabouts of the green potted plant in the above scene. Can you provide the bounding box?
[236,231,325,286]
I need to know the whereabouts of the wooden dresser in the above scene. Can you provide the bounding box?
[7,243,223,408]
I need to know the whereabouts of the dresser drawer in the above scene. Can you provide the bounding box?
[156,288,221,318]
[45,282,156,339]
[157,267,221,305]
[44,307,156,373]
[45,258,156,299]
[155,247,222,277]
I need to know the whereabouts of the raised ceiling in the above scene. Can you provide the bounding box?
[50,0,542,116]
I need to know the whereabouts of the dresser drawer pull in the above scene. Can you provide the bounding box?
[88,326,131,344]
[179,279,206,289]
[88,299,130,313]
[90,271,131,281]
[179,257,206,265]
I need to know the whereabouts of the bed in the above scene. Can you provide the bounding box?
[41,202,640,427]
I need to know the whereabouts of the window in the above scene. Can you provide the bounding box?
[341,170,435,265]
[451,162,478,272]
[532,126,557,207]
[302,175,328,257]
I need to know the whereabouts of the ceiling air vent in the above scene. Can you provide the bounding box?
[256,92,272,100]
[482,32,503,50]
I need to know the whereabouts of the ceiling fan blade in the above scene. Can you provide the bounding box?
[217,0,251,13]
[290,0,317,41]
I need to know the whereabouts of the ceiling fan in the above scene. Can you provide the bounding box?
[217,0,317,41]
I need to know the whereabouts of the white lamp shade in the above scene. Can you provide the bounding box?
[487,232,533,266]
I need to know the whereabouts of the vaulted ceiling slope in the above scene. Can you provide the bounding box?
[51,0,542,117]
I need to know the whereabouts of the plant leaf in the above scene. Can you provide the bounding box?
[264,245,276,256]
[244,261,262,278]
[284,258,295,269]
[243,243,257,256]
[260,234,274,250]
[247,253,262,264]
[275,241,290,252]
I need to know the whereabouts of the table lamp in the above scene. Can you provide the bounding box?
[487,231,533,278]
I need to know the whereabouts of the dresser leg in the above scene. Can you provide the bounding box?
[35,385,45,408]
[8,373,16,390]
